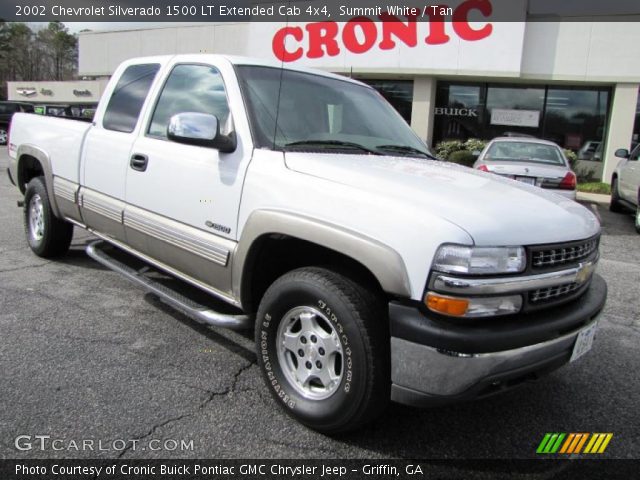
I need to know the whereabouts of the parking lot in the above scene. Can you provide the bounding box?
[0,146,638,462]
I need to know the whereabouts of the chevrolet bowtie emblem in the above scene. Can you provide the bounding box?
[575,261,595,284]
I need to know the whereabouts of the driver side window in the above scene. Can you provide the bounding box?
[148,64,230,139]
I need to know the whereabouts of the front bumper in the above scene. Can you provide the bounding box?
[389,274,607,407]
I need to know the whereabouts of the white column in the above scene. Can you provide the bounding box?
[602,83,639,184]
[410,77,437,147]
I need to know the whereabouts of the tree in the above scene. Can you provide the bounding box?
[37,22,77,81]
[0,21,78,96]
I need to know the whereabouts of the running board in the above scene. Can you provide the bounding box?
[86,240,251,330]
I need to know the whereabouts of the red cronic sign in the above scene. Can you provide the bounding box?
[272,0,494,62]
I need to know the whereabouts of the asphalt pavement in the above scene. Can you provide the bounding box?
[1,146,638,464]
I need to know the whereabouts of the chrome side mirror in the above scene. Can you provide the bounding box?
[167,112,236,153]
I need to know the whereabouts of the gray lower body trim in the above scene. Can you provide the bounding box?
[86,240,249,329]
[124,207,230,267]
[53,176,82,222]
[78,187,126,242]
[87,228,240,307]
[390,316,598,401]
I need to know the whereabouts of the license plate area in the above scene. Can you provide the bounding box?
[515,176,536,185]
[570,321,598,362]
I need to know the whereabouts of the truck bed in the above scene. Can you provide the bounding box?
[9,112,93,184]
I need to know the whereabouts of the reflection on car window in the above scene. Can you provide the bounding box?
[103,63,160,133]
[148,64,230,139]
[236,65,429,155]
[485,141,565,166]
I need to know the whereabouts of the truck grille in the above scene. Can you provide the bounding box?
[531,238,599,269]
[529,282,581,304]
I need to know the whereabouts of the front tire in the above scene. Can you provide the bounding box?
[256,267,389,434]
[635,204,640,234]
[610,178,626,213]
[0,126,7,145]
[24,176,73,257]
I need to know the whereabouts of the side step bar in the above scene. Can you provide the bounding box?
[86,240,251,330]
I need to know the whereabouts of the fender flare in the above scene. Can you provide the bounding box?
[232,209,412,302]
[16,144,61,218]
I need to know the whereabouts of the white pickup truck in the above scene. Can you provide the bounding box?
[610,144,640,232]
[7,54,607,433]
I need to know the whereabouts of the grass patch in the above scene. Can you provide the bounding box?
[577,182,611,195]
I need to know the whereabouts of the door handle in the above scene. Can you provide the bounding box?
[130,153,148,172]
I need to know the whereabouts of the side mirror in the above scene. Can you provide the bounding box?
[614,148,629,159]
[167,112,236,153]
[471,150,481,158]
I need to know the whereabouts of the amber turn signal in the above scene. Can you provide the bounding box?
[426,293,469,317]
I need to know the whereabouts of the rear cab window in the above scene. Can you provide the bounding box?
[103,63,160,133]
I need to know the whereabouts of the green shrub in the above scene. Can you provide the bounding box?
[463,138,487,153]
[448,150,476,168]
[434,140,465,160]
[435,139,487,161]
[563,149,578,170]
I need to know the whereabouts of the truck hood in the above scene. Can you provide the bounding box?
[284,153,600,246]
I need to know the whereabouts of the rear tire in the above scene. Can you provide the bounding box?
[609,178,626,213]
[255,267,389,434]
[24,176,73,258]
[635,204,640,234]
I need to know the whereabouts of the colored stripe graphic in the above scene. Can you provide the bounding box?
[585,433,614,454]
[536,433,565,454]
[538,433,613,454]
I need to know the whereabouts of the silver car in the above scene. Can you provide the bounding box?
[473,137,577,200]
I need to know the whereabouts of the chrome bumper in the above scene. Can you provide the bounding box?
[389,274,607,407]
[391,318,595,405]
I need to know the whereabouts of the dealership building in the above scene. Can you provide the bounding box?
[76,7,640,182]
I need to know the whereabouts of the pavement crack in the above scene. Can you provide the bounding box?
[199,360,256,407]
[117,361,256,459]
[0,262,53,273]
[116,414,191,459]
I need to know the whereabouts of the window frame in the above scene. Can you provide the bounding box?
[144,62,233,143]
[102,63,161,134]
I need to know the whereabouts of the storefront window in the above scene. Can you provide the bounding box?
[433,82,611,160]
[434,84,483,141]
[361,80,413,123]
[544,88,609,160]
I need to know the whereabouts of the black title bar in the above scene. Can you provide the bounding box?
[1,0,640,23]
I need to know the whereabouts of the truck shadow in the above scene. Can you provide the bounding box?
[142,292,256,365]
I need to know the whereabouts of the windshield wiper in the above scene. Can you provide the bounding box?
[284,140,381,155]
[375,144,435,159]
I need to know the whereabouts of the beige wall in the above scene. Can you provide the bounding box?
[79,23,250,76]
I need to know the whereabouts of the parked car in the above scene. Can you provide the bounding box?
[33,104,72,117]
[578,140,601,161]
[473,137,577,199]
[33,104,94,122]
[6,55,606,433]
[610,143,640,233]
[0,101,33,145]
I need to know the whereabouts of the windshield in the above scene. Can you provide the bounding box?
[484,141,566,166]
[236,65,432,158]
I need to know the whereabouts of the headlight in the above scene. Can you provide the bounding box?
[433,244,526,275]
